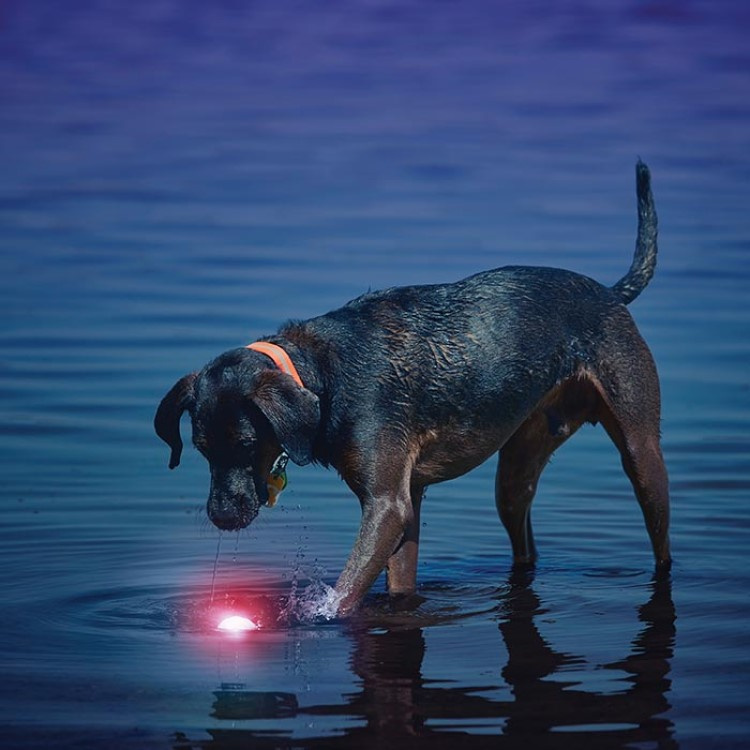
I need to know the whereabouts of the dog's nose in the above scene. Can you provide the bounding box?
[209,510,246,531]
[207,497,254,531]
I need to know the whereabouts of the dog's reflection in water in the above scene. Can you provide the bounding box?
[186,571,675,749]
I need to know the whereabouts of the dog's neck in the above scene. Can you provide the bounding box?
[246,341,305,387]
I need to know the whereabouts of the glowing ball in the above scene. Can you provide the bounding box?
[217,615,258,632]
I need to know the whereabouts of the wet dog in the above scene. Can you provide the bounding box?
[155,161,670,616]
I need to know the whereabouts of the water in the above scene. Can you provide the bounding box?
[1,1,749,747]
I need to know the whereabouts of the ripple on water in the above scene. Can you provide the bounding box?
[50,571,516,644]
[581,566,648,580]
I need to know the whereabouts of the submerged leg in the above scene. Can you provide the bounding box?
[592,379,671,568]
[335,487,414,617]
[496,377,597,564]
[386,486,424,597]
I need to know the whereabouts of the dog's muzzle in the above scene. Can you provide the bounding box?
[207,468,262,530]
[207,496,259,530]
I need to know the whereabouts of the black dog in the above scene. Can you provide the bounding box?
[155,161,670,616]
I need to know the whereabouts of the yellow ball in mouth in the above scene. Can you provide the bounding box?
[217,615,258,632]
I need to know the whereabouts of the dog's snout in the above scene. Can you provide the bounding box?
[208,504,249,531]
[207,497,259,530]
[207,468,262,530]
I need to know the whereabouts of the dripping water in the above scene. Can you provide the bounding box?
[209,533,222,606]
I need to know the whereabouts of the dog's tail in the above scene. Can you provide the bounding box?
[611,160,658,305]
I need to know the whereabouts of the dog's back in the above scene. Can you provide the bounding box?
[286,158,657,427]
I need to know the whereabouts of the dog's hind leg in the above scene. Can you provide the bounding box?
[618,431,670,569]
[495,377,598,564]
[587,359,671,569]
[496,410,580,565]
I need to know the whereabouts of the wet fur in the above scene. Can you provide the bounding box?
[155,162,670,616]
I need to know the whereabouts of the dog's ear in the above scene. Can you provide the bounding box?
[154,373,197,469]
[250,370,320,466]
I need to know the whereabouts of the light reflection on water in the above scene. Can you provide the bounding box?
[1,0,749,747]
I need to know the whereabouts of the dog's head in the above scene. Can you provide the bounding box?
[154,348,320,530]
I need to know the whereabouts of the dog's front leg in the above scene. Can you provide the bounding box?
[385,487,423,597]
[335,491,413,617]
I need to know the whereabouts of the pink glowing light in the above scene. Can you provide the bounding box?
[217,614,258,633]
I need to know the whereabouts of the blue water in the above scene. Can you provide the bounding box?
[1,1,749,748]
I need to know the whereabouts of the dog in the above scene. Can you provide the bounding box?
[155,161,670,617]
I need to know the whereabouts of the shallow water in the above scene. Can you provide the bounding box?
[1,1,749,748]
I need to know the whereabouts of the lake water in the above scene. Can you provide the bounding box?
[1,1,749,748]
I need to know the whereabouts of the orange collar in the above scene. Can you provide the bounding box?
[246,341,304,388]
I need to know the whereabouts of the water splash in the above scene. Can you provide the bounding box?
[292,577,344,623]
[277,551,342,625]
